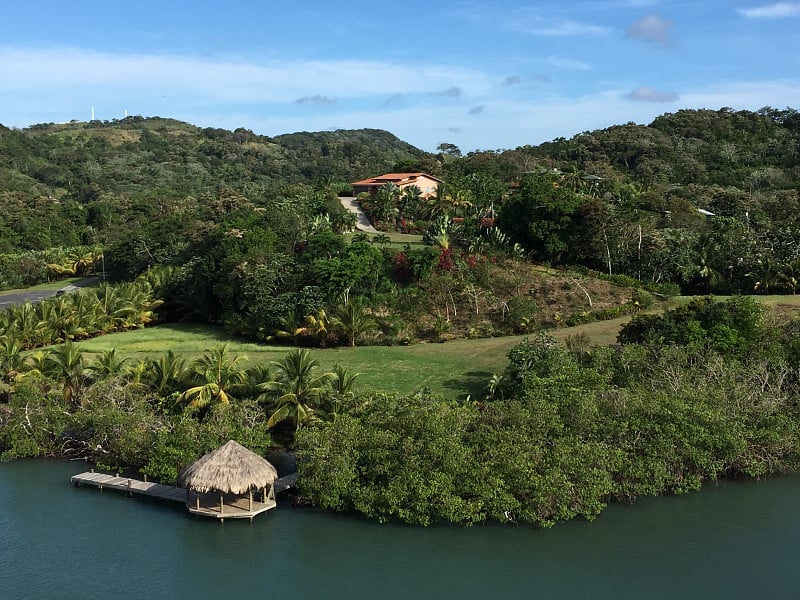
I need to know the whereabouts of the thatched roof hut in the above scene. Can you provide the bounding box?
[177,440,278,520]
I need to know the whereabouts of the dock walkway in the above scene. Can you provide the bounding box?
[71,471,188,502]
[71,470,299,520]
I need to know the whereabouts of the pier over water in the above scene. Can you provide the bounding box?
[71,470,298,520]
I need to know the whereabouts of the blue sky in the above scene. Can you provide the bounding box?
[1,1,799,151]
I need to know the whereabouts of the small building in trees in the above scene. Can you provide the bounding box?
[351,172,441,199]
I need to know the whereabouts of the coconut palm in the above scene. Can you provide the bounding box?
[144,350,188,396]
[330,295,376,347]
[375,183,401,227]
[321,364,360,422]
[401,185,422,221]
[21,349,53,378]
[6,303,45,349]
[261,349,334,431]
[0,337,25,375]
[178,345,248,412]
[45,341,89,407]
[297,309,331,347]
[87,349,130,380]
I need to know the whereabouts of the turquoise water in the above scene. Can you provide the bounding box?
[2,460,799,599]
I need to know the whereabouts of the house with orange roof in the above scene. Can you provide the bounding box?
[351,172,441,199]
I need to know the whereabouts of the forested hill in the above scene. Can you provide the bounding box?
[0,117,426,201]
[1,107,799,265]
[0,117,429,251]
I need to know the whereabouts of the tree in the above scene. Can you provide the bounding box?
[437,142,462,158]
[144,350,188,397]
[45,341,89,407]
[178,345,248,412]
[496,173,584,263]
[87,349,130,380]
[262,349,335,431]
[330,294,376,347]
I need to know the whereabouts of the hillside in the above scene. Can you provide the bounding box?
[0,107,799,332]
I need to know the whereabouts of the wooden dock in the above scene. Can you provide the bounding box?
[71,471,188,502]
[71,470,299,521]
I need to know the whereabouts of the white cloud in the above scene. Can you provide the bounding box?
[0,47,490,104]
[1,46,799,154]
[626,86,680,102]
[737,2,800,18]
[626,14,674,45]
[516,19,612,36]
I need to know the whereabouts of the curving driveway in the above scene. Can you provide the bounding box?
[338,196,379,233]
[0,277,100,310]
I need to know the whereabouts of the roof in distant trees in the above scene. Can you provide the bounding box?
[351,172,442,186]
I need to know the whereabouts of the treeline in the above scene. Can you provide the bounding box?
[0,339,357,482]
[2,108,799,327]
[296,297,800,526]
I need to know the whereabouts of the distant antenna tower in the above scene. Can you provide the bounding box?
[91,106,95,121]
[124,109,128,118]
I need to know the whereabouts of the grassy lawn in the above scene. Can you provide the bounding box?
[72,295,800,399]
[75,323,522,398]
[344,231,426,250]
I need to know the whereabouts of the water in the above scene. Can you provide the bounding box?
[2,460,799,599]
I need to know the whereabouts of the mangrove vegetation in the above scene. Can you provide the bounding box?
[2,107,800,525]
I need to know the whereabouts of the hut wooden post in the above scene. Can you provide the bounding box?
[219,493,224,516]
[248,490,253,511]
[195,493,200,511]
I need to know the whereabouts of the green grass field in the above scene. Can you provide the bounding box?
[75,323,523,398]
[68,294,800,399]
[343,231,426,250]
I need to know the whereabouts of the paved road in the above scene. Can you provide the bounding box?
[338,196,379,233]
[0,277,100,310]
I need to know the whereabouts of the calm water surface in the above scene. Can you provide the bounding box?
[1,460,799,599]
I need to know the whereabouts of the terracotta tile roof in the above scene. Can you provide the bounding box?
[351,172,442,186]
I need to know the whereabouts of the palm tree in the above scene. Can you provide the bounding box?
[330,295,376,347]
[123,360,149,388]
[375,183,401,227]
[178,345,248,412]
[21,349,53,378]
[321,364,360,422]
[401,185,422,221]
[45,341,89,407]
[87,349,130,380]
[0,337,25,378]
[297,309,331,347]
[261,349,334,431]
[269,308,303,345]
[143,350,188,396]
[7,302,45,349]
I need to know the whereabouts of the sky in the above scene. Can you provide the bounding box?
[1,1,799,152]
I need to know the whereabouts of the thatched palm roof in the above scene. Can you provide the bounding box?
[177,440,278,494]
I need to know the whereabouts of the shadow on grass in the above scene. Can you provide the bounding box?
[440,370,493,400]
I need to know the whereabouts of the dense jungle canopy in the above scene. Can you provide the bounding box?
[2,107,800,526]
